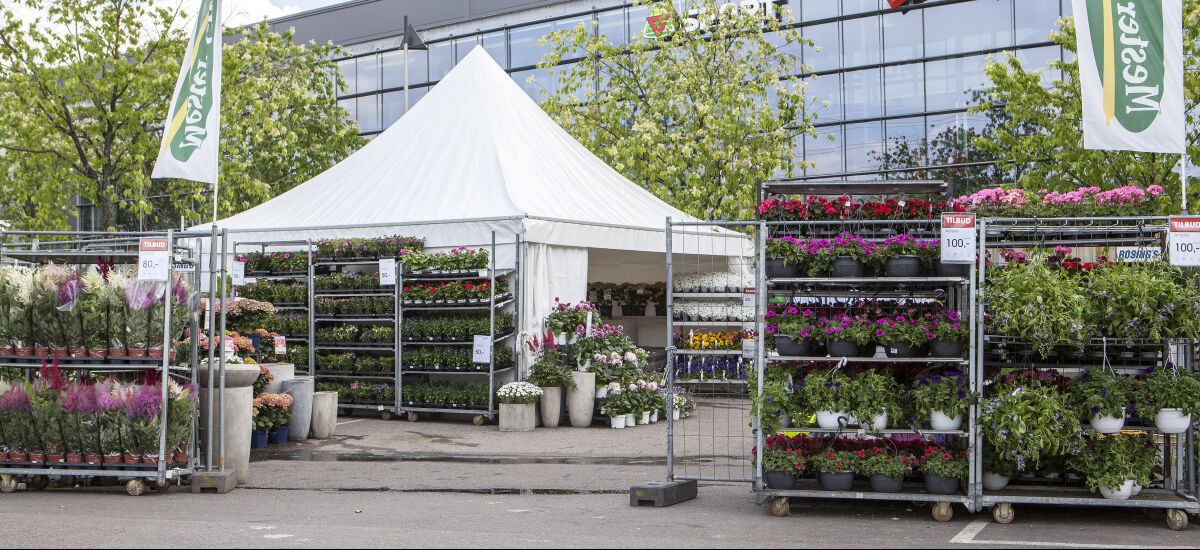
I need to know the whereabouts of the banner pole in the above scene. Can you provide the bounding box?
[212,178,220,224]
[1183,153,1189,215]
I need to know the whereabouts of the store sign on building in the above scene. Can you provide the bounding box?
[643,0,783,40]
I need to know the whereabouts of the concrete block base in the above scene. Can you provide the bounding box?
[629,479,697,507]
[499,402,536,432]
[189,469,238,494]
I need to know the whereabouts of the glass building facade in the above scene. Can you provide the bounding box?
[333,0,1072,182]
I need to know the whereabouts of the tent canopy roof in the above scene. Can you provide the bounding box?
[198,46,744,254]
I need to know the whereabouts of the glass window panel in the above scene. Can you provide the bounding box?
[842,67,881,120]
[844,121,883,173]
[381,47,428,90]
[483,31,507,68]
[842,0,879,16]
[428,41,453,81]
[598,8,625,44]
[805,125,843,175]
[805,73,842,123]
[925,112,990,165]
[1014,0,1059,45]
[455,36,478,63]
[924,54,990,111]
[337,59,356,96]
[884,116,927,170]
[884,62,924,116]
[762,30,804,77]
[356,54,379,94]
[407,86,428,111]
[509,23,549,68]
[357,95,380,133]
[512,67,557,101]
[801,0,839,21]
[803,23,840,73]
[628,4,650,42]
[841,15,880,67]
[923,0,1013,57]
[1013,45,1061,85]
[338,98,356,124]
[882,10,922,62]
[1061,0,1073,16]
[382,91,403,128]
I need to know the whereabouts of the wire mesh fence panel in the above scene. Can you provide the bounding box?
[665,219,759,483]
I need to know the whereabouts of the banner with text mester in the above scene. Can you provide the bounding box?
[151,0,222,184]
[1071,0,1184,154]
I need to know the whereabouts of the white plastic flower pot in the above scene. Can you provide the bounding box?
[594,386,609,400]
[1154,409,1192,434]
[982,472,1011,491]
[650,410,659,423]
[816,410,849,430]
[1099,479,1135,500]
[930,410,963,431]
[609,415,626,429]
[1089,412,1126,434]
[639,411,651,425]
[625,413,636,427]
[1132,483,1143,496]
[860,411,888,431]
[672,410,680,421]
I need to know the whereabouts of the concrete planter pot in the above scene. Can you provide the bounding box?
[566,371,596,428]
[310,391,338,438]
[539,386,562,428]
[499,402,537,432]
[284,376,314,441]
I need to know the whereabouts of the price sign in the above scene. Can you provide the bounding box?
[478,269,489,278]
[741,336,755,358]
[138,238,170,281]
[274,336,287,355]
[742,288,755,308]
[1169,217,1200,266]
[231,261,246,286]
[940,213,976,264]
[223,337,236,354]
[379,259,397,286]
[584,312,594,337]
[472,335,492,364]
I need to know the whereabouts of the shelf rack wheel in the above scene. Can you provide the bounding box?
[0,474,16,493]
[770,497,790,517]
[1166,509,1188,531]
[125,478,146,496]
[992,503,1014,524]
[932,502,954,522]
[472,415,486,426]
[407,412,419,422]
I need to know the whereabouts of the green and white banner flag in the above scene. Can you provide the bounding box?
[1072,0,1184,154]
[152,0,222,184]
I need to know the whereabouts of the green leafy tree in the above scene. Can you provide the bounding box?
[0,0,364,231]
[969,7,1200,212]
[536,0,817,220]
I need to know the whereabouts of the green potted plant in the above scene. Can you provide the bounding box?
[1067,433,1156,500]
[919,446,967,495]
[761,448,805,489]
[910,371,973,430]
[867,234,930,277]
[765,237,804,279]
[497,382,541,432]
[928,310,968,357]
[978,382,1084,478]
[986,260,1095,358]
[797,370,852,430]
[771,306,816,356]
[804,233,875,278]
[855,447,914,493]
[1067,367,1131,433]
[808,449,860,491]
[982,447,1019,491]
[1134,367,1200,433]
[749,375,795,434]
[525,332,575,429]
[599,384,631,429]
[874,315,928,358]
[822,314,874,357]
[849,369,899,431]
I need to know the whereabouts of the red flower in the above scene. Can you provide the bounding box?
[941,453,951,461]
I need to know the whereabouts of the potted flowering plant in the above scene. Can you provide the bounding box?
[525,331,574,428]
[927,310,967,357]
[821,314,874,357]
[803,233,875,278]
[0,385,34,462]
[128,384,164,465]
[761,448,805,489]
[868,234,932,277]
[599,384,632,428]
[1134,366,1200,433]
[982,447,1019,491]
[986,260,1094,358]
[544,299,600,344]
[29,375,66,463]
[797,370,852,429]
[910,371,973,430]
[919,446,967,494]
[978,383,1084,476]
[771,306,816,356]
[808,449,860,491]
[855,447,915,493]
[873,315,928,358]
[849,369,899,431]
[1067,367,1131,433]
[765,237,804,279]
[497,382,542,432]
[1067,433,1156,500]
[5,267,36,356]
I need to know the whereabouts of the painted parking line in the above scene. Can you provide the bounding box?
[950,517,1193,549]
[336,419,364,426]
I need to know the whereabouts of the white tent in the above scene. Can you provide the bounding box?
[199,45,750,346]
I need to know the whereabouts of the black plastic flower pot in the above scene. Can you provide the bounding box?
[818,471,855,491]
[883,255,921,277]
[829,257,866,278]
[766,258,801,279]
[620,305,642,317]
[764,470,797,490]
[869,474,904,493]
[924,473,960,495]
[826,339,863,358]
[930,339,964,358]
[936,262,969,278]
[884,342,918,358]
[773,335,810,357]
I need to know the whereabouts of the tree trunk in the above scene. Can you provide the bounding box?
[99,191,114,231]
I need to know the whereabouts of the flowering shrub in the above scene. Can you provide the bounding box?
[819,313,875,346]
[497,382,543,405]
[801,233,876,277]
[927,310,967,343]
[867,234,938,271]
[252,392,294,431]
[544,299,601,335]
[986,259,1094,357]
[856,446,916,478]
[1068,433,1157,493]
[769,306,817,343]
[796,370,853,413]
[1134,366,1200,417]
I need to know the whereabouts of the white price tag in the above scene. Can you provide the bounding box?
[138,238,170,281]
[478,269,488,278]
[379,258,397,286]
[742,288,755,308]
[940,213,976,264]
[1112,246,1162,262]
[741,337,755,358]
[231,261,246,286]
[585,312,594,336]
[223,338,236,354]
[1169,217,1200,266]
[274,336,287,355]
[472,335,492,364]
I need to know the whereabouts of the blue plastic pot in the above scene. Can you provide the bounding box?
[251,430,268,449]
[267,426,290,444]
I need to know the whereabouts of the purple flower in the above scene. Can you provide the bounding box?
[957,390,967,399]
[58,272,82,304]
[931,375,943,384]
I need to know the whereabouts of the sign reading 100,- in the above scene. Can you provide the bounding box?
[940,213,976,264]
[1169,217,1200,267]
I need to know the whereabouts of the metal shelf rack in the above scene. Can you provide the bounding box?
[232,239,314,373]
